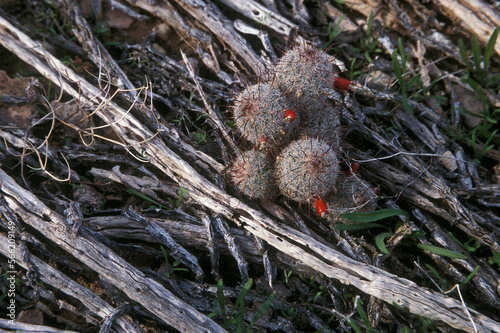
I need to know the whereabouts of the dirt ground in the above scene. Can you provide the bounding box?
[0,0,500,332]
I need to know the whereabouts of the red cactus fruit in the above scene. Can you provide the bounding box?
[284,109,297,122]
[315,196,328,217]
[333,77,351,91]
[346,161,360,177]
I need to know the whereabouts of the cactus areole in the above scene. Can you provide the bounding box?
[275,44,341,99]
[228,149,276,199]
[233,83,298,146]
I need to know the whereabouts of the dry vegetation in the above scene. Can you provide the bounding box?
[0,0,500,332]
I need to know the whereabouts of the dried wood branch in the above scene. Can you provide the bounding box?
[211,214,249,281]
[124,206,205,280]
[0,318,80,332]
[216,0,297,37]
[0,168,226,332]
[431,0,500,56]
[181,50,237,155]
[59,0,137,95]
[123,0,266,75]
[0,232,140,333]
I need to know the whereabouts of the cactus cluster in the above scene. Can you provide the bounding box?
[227,43,378,219]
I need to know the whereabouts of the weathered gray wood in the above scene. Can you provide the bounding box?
[430,0,500,56]
[211,214,249,281]
[0,170,226,333]
[123,0,266,75]
[0,232,140,333]
[0,318,80,332]
[216,0,297,37]
[124,206,205,280]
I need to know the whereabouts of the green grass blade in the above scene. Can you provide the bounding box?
[425,264,441,280]
[417,243,467,259]
[126,189,166,209]
[448,232,480,252]
[489,250,500,266]
[427,74,444,90]
[234,301,245,333]
[366,11,374,36]
[398,38,406,72]
[458,39,473,71]
[407,73,422,90]
[333,222,385,231]
[364,50,374,63]
[425,264,447,289]
[402,94,413,114]
[375,232,393,254]
[217,279,227,327]
[472,35,482,71]
[322,15,345,50]
[341,208,409,222]
[484,27,499,69]
[392,49,403,82]
[461,265,480,286]
[485,116,498,124]
[245,292,275,333]
[357,300,376,333]
[348,320,363,333]
[231,278,253,318]
[407,230,426,239]
[461,76,487,100]
[160,246,168,260]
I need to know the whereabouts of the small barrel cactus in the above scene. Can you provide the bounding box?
[291,97,342,148]
[275,138,340,203]
[274,43,343,102]
[233,83,299,147]
[228,149,276,199]
[326,173,379,221]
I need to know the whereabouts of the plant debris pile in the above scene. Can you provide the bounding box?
[0,0,499,332]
